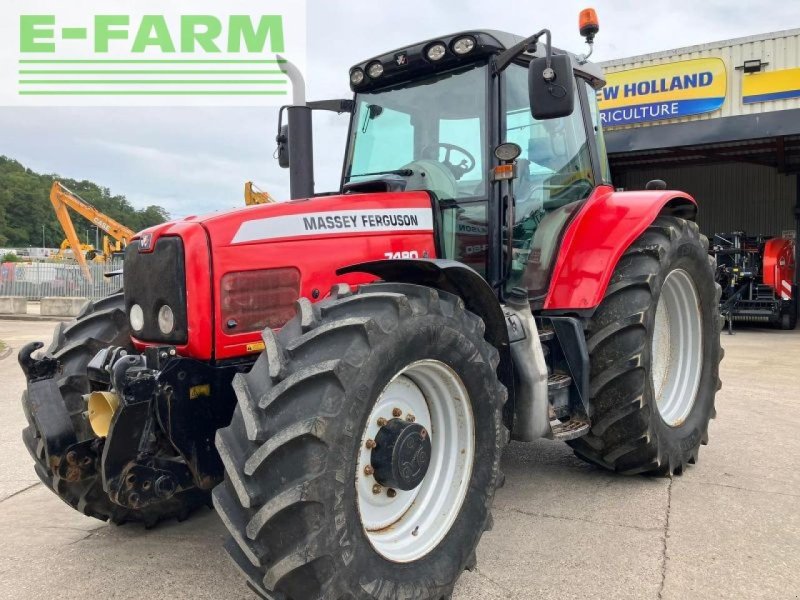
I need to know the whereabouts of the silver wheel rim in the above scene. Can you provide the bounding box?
[356,360,475,563]
[651,268,704,426]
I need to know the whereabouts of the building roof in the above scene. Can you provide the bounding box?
[601,28,800,68]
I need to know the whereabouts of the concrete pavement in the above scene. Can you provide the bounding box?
[0,319,798,599]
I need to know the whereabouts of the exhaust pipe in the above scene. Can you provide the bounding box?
[277,56,315,200]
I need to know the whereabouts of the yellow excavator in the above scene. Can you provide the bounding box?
[53,239,102,263]
[244,181,276,205]
[49,181,136,282]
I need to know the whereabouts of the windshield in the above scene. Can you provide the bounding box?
[344,64,488,201]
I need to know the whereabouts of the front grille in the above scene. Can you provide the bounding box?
[124,237,188,344]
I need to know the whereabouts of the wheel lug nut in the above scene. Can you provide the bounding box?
[365,439,376,449]
[377,417,387,427]
[372,484,382,495]
[392,408,402,418]
[364,465,374,476]
[386,488,397,498]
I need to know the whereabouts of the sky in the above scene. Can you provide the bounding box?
[0,0,797,220]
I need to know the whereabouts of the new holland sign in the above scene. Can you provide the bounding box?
[598,58,727,126]
[742,67,800,104]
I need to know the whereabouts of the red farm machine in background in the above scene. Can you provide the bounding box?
[713,232,797,331]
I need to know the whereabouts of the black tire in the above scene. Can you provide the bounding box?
[568,217,723,476]
[779,310,796,331]
[21,292,209,525]
[214,283,507,600]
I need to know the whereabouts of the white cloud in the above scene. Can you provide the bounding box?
[0,0,794,219]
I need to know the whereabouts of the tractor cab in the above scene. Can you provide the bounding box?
[278,26,609,303]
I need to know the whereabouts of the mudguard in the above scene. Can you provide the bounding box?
[338,258,508,351]
[338,258,515,424]
[544,185,697,311]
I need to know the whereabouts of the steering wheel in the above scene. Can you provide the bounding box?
[425,143,476,180]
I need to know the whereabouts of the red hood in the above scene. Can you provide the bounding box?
[131,191,438,360]
[135,191,435,249]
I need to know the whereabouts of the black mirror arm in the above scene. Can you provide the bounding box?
[494,29,552,74]
[276,99,354,143]
[306,99,355,114]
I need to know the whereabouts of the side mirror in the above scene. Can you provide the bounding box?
[528,54,575,120]
[276,124,290,169]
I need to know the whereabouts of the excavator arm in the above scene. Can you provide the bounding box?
[244,181,276,205]
[49,181,136,282]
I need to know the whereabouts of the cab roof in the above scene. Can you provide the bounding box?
[349,29,605,92]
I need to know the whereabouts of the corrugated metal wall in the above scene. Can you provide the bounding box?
[615,164,797,235]
[600,28,800,132]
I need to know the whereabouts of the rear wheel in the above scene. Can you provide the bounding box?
[779,310,796,331]
[568,216,723,475]
[213,283,507,599]
[21,293,209,525]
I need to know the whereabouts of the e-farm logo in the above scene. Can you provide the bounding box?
[0,1,306,106]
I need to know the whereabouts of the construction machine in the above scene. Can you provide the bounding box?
[244,181,276,205]
[20,10,723,599]
[53,239,102,263]
[49,181,135,282]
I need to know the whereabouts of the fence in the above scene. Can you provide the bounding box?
[0,260,124,301]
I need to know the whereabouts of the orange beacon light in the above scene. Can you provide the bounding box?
[579,8,599,42]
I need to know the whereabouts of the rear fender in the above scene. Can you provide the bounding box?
[544,187,697,311]
[338,259,514,424]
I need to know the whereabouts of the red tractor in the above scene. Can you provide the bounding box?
[20,12,722,600]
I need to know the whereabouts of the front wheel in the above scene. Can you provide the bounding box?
[568,216,723,476]
[213,283,507,599]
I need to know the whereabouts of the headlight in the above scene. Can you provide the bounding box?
[367,62,384,78]
[452,36,476,55]
[129,304,144,331]
[350,68,365,85]
[158,305,175,335]
[426,43,447,61]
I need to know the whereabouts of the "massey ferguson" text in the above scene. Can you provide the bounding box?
[302,213,420,231]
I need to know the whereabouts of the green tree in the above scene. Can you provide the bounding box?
[0,156,169,247]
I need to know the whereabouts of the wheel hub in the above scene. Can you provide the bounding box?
[355,360,475,563]
[371,418,432,491]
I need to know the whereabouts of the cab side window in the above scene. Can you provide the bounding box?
[505,64,593,215]
[585,80,612,184]
[504,64,594,293]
